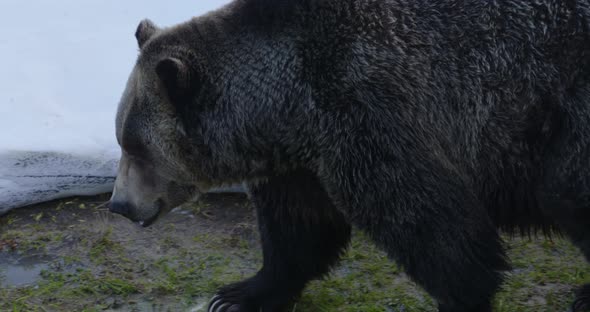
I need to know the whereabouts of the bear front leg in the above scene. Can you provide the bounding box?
[208,169,352,312]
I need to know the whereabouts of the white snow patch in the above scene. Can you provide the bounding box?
[0,0,234,214]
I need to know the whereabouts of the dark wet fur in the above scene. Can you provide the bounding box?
[121,0,590,311]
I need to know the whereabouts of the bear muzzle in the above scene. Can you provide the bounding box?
[107,200,162,227]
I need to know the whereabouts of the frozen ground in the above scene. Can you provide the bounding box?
[0,0,232,213]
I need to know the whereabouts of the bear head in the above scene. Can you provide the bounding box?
[108,11,311,226]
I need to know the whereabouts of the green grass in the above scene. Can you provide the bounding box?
[0,195,588,311]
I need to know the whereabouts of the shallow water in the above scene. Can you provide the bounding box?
[0,253,54,287]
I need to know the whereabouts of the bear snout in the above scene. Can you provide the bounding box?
[107,200,161,227]
[108,201,132,218]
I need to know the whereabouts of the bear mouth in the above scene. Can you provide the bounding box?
[137,209,160,227]
[137,199,164,227]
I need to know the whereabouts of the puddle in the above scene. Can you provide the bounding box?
[0,252,54,287]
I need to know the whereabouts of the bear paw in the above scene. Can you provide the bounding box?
[208,295,244,312]
[571,284,590,312]
[208,281,263,312]
[208,278,292,312]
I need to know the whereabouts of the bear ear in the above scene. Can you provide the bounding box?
[156,57,190,104]
[135,19,158,48]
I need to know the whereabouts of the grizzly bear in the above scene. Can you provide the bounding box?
[108,0,590,311]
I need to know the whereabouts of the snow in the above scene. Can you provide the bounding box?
[0,0,233,214]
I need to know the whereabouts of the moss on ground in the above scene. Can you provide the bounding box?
[0,194,588,311]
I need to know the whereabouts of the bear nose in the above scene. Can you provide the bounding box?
[108,201,131,217]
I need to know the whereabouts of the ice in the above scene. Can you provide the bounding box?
[0,0,234,215]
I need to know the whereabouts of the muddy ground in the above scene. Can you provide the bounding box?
[0,193,588,312]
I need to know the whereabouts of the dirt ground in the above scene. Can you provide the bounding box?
[0,193,588,312]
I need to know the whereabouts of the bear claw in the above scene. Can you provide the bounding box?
[208,294,243,312]
[571,284,590,312]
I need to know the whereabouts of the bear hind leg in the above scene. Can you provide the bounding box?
[329,161,510,312]
[538,88,590,312]
[538,191,590,312]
